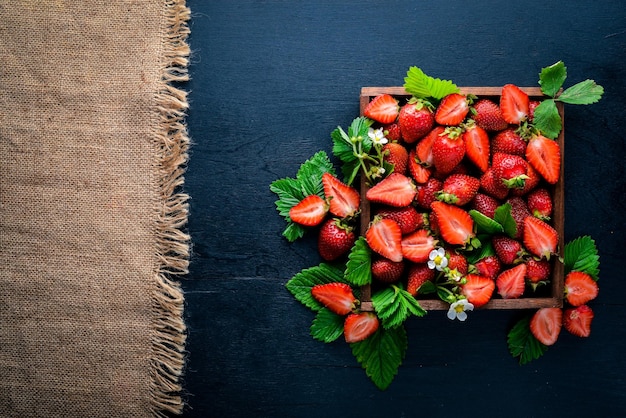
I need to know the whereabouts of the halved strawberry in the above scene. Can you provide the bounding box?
[408,149,432,184]
[435,93,469,126]
[430,201,475,247]
[525,135,561,185]
[564,271,599,307]
[365,217,403,262]
[401,229,436,263]
[366,173,416,207]
[371,258,405,283]
[416,126,444,167]
[289,194,328,226]
[322,172,360,218]
[563,305,594,337]
[523,216,558,260]
[530,307,562,346]
[406,263,435,296]
[496,263,527,299]
[463,123,490,172]
[460,274,495,308]
[344,312,379,343]
[311,282,356,315]
[500,84,529,124]
[473,99,508,131]
[364,94,399,124]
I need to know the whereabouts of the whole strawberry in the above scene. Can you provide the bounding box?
[491,128,527,156]
[507,196,531,240]
[492,152,530,190]
[371,258,405,283]
[471,255,501,279]
[525,258,551,291]
[479,168,509,200]
[472,99,508,131]
[527,188,553,220]
[493,235,524,265]
[406,263,435,296]
[398,99,435,143]
[415,177,443,209]
[470,193,499,219]
[375,205,423,235]
[318,218,356,261]
[435,174,480,206]
[382,142,409,175]
[432,127,466,175]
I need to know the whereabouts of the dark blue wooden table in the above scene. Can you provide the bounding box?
[180,1,626,416]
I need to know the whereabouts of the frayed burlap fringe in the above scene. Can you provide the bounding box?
[149,0,191,416]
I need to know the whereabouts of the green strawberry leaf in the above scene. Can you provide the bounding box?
[285,263,347,311]
[558,79,604,105]
[350,325,407,391]
[539,61,567,98]
[311,307,345,343]
[507,315,548,365]
[465,239,496,264]
[493,203,518,239]
[564,235,600,281]
[331,117,373,186]
[345,237,372,286]
[469,209,504,235]
[532,99,562,139]
[417,280,437,295]
[297,150,335,197]
[348,116,374,151]
[403,66,459,100]
[372,285,426,329]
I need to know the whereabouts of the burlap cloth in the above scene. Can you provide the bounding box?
[0,1,190,416]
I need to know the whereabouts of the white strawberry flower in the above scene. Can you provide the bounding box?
[447,299,474,321]
[368,127,388,145]
[427,247,448,271]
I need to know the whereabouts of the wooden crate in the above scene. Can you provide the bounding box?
[359,87,565,311]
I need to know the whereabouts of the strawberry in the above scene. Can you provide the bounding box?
[523,216,558,260]
[564,271,599,307]
[507,196,531,240]
[416,126,444,167]
[460,274,495,308]
[415,177,443,209]
[401,228,437,263]
[500,84,529,124]
[318,218,356,261]
[510,163,541,197]
[344,312,379,343]
[436,174,480,206]
[371,258,405,283]
[530,307,562,346]
[563,305,594,337]
[366,173,416,207]
[322,172,360,218]
[525,135,561,184]
[470,193,499,219]
[479,168,509,200]
[311,282,356,315]
[432,127,465,175]
[473,99,508,131]
[406,263,435,296]
[383,123,402,142]
[435,93,470,126]
[492,152,530,189]
[398,99,435,143]
[365,217,403,262]
[528,100,541,122]
[430,201,475,247]
[496,263,527,299]
[289,194,328,226]
[446,249,468,275]
[408,148,432,184]
[527,188,553,220]
[462,122,490,172]
[382,142,409,175]
[364,94,399,124]
[375,205,422,235]
[525,258,551,290]
[472,255,501,279]
[493,235,524,265]
[491,128,527,156]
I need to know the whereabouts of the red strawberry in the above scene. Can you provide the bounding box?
[564,271,599,307]
[435,93,470,126]
[446,249,468,275]
[415,126,444,167]
[371,258,405,283]
[527,188,553,220]
[365,217,403,262]
[364,94,399,124]
[563,305,594,337]
[344,312,379,343]
[500,84,529,124]
[366,173,416,207]
[322,172,360,218]
[496,263,527,299]
[479,168,509,200]
[318,218,356,261]
[493,235,524,265]
[383,123,402,142]
[401,229,437,263]
[398,99,435,143]
[408,148,432,184]
[473,99,508,131]
[525,135,561,184]
[525,258,551,290]
[289,194,328,226]
[436,174,480,206]
[430,201,475,247]
[460,274,495,308]
[523,216,558,260]
[432,127,465,175]
[406,263,435,296]
[428,210,440,236]
[470,193,499,219]
[510,163,541,197]
[491,128,527,156]
[472,255,501,279]
[528,100,541,122]
[530,307,562,346]
[375,205,422,234]
[463,123,490,172]
[492,152,530,189]
[382,142,409,175]
[311,282,356,315]
[507,196,531,240]
[415,177,443,209]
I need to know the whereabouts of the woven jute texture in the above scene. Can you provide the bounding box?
[0,1,190,416]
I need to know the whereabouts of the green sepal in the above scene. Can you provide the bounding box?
[311,307,345,343]
[507,315,548,365]
[285,263,347,311]
[345,236,372,286]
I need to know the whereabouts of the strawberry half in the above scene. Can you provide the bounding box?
[463,123,490,172]
[500,84,529,124]
[363,94,399,124]
[289,194,328,226]
[460,274,495,308]
[401,228,437,263]
[366,173,416,207]
[322,172,360,218]
[435,93,469,126]
[430,201,475,247]
[365,217,403,262]
[530,307,562,346]
[523,216,558,260]
[563,305,594,337]
[564,271,599,307]
[525,134,561,185]
[311,282,356,316]
[344,312,379,343]
[408,148,432,184]
[496,263,527,299]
